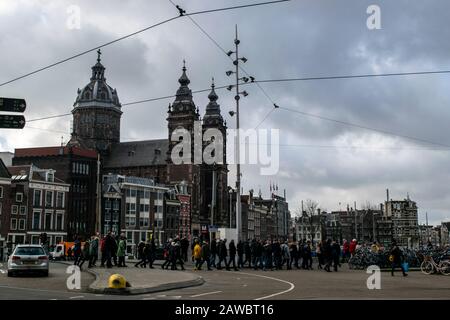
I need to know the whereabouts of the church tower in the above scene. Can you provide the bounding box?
[166,61,202,235]
[201,79,228,228]
[68,50,122,155]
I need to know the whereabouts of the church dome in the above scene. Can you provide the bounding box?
[73,49,121,110]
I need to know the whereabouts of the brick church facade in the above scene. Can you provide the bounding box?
[68,52,229,237]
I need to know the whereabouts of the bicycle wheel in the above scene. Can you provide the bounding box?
[439,261,450,276]
[421,261,434,275]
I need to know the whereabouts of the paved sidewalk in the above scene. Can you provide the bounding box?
[55,261,204,295]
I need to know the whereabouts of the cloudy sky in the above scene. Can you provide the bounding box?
[1,0,450,225]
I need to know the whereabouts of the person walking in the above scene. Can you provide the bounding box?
[390,240,407,277]
[316,241,324,269]
[201,240,212,271]
[217,239,227,270]
[162,240,172,270]
[181,237,189,262]
[332,240,341,272]
[290,242,299,269]
[342,239,350,263]
[254,240,264,270]
[210,238,217,268]
[262,240,272,271]
[193,240,202,270]
[226,239,239,271]
[73,236,82,266]
[244,240,252,268]
[145,240,154,269]
[111,234,118,267]
[135,241,147,268]
[273,240,282,270]
[89,234,99,268]
[237,240,244,269]
[349,239,357,258]
[117,234,127,267]
[323,239,332,272]
[250,239,257,268]
[281,241,291,270]
[78,238,90,270]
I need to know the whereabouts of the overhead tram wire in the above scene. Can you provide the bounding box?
[0,0,289,88]
[167,0,282,129]
[277,106,450,149]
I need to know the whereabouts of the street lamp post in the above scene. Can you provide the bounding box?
[226,25,252,242]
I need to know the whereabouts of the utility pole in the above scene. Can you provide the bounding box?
[354,201,358,240]
[226,25,250,242]
[210,164,216,241]
[95,153,101,236]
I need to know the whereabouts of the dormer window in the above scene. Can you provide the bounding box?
[46,171,54,182]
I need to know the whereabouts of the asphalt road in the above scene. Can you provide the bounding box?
[0,261,449,300]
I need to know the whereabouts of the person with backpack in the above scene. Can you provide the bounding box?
[390,240,408,277]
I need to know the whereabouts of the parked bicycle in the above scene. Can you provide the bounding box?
[420,253,450,276]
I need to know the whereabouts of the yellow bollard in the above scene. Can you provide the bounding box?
[108,274,126,289]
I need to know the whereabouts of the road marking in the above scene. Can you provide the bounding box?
[235,272,295,300]
[243,284,248,287]
[190,291,222,298]
[143,297,156,300]
[49,299,57,300]
[69,296,84,299]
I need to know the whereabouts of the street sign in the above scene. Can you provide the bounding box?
[0,98,26,113]
[0,115,25,129]
[209,225,218,232]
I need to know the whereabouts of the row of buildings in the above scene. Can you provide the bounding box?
[293,193,450,249]
[0,52,291,259]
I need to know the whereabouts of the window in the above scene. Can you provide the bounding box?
[125,217,136,228]
[46,171,54,182]
[144,190,150,199]
[0,186,3,198]
[56,192,64,208]
[10,218,17,230]
[32,211,41,230]
[140,217,149,228]
[11,205,18,215]
[104,199,111,210]
[113,200,119,210]
[0,202,2,216]
[16,193,23,202]
[20,206,27,215]
[19,219,26,230]
[45,191,53,207]
[56,214,63,231]
[45,212,52,230]
[33,190,42,206]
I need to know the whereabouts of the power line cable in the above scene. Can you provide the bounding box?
[278,106,450,148]
[0,0,289,88]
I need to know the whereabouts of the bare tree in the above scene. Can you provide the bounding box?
[361,201,377,211]
[305,199,319,217]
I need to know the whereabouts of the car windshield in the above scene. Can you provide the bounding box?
[14,247,45,256]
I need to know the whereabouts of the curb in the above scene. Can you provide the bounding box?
[53,260,204,295]
[87,276,205,295]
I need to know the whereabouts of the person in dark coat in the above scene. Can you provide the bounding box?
[244,240,252,268]
[323,239,332,272]
[73,236,82,266]
[180,237,189,262]
[254,240,264,270]
[237,240,244,269]
[217,239,228,269]
[134,241,147,268]
[162,240,172,270]
[263,240,273,271]
[200,240,212,270]
[210,238,217,268]
[226,240,239,271]
[331,240,341,272]
[250,239,258,268]
[290,242,299,269]
[390,240,407,277]
[111,234,118,266]
[272,240,282,270]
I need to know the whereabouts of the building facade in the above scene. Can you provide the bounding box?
[0,159,11,260]
[384,197,419,248]
[7,165,69,247]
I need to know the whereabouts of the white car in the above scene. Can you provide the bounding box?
[7,244,49,277]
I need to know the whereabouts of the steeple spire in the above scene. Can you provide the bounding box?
[91,49,105,81]
[97,49,102,63]
[174,60,193,103]
[203,76,223,126]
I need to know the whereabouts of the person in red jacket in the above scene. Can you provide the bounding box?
[349,239,357,257]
